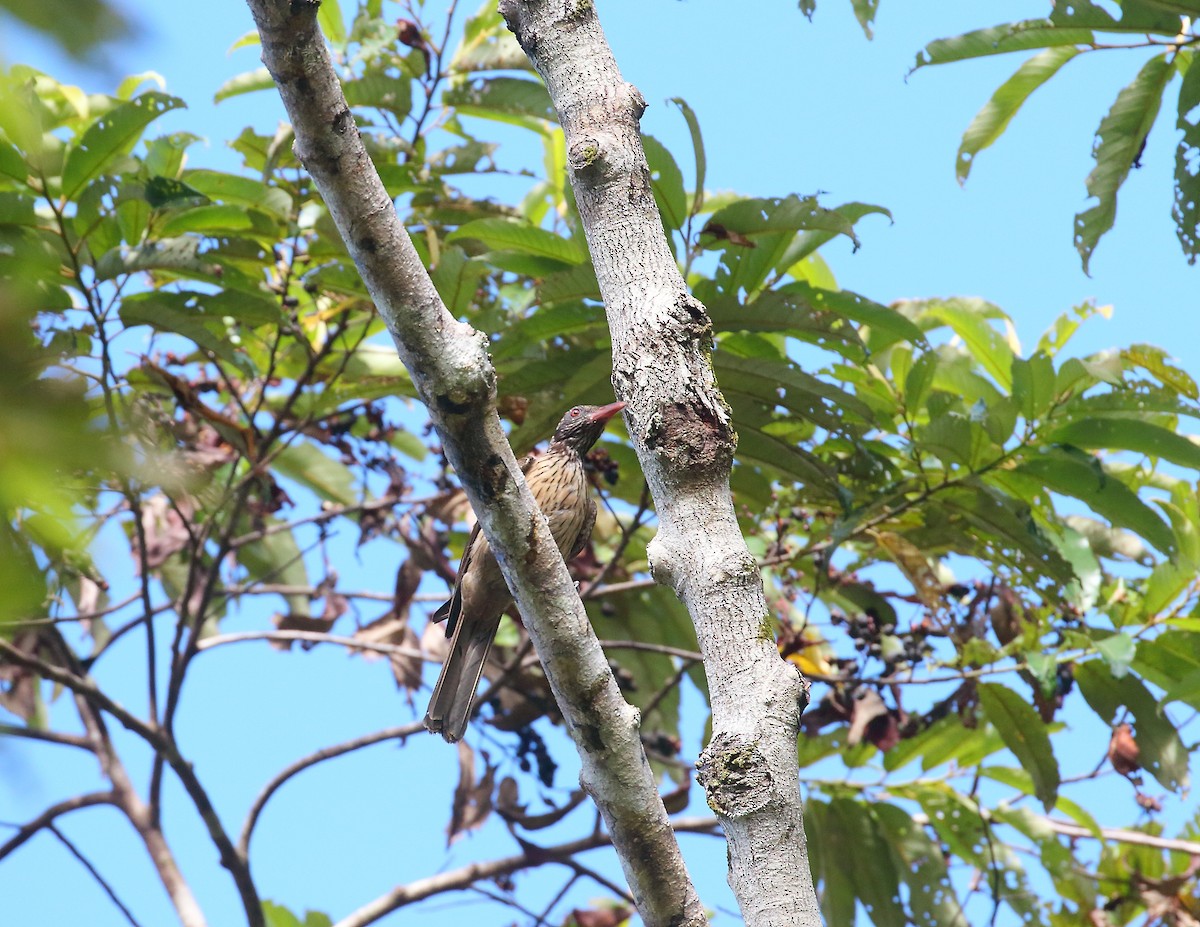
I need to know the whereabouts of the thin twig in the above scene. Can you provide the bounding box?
[331,817,721,927]
[0,638,256,925]
[226,493,418,548]
[582,481,652,599]
[560,859,636,905]
[0,723,92,750]
[239,723,424,856]
[2,590,142,628]
[0,792,116,862]
[197,630,430,660]
[911,811,1200,855]
[48,824,144,927]
[638,658,699,723]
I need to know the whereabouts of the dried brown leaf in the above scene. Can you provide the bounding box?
[0,630,53,725]
[271,611,336,650]
[1108,722,1141,778]
[135,494,192,572]
[661,778,690,815]
[447,740,496,844]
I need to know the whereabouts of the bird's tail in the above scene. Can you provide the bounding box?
[423,612,502,742]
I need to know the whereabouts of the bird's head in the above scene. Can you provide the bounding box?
[551,401,626,454]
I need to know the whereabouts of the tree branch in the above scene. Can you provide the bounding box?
[0,638,258,927]
[0,791,116,862]
[242,3,703,925]
[499,3,819,925]
[197,630,429,660]
[332,817,721,927]
[0,722,92,750]
[910,811,1200,857]
[47,823,144,927]
[239,723,424,857]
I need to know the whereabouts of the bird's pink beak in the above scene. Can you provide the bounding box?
[588,401,626,423]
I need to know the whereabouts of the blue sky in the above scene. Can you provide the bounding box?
[1,2,1196,926]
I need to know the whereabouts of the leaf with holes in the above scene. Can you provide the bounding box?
[62,92,185,198]
[1075,54,1172,272]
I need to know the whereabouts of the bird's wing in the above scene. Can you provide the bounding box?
[434,454,537,633]
[567,496,597,561]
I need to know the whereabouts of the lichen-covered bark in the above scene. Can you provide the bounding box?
[499,2,823,925]
[242,2,704,924]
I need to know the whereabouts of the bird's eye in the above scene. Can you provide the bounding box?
[569,407,581,417]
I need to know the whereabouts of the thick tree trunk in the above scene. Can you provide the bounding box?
[243,2,705,925]
[499,3,823,925]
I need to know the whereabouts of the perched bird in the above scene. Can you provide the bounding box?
[424,401,626,742]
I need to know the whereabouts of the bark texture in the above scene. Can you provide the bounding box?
[243,2,704,924]
[499,2,822,925]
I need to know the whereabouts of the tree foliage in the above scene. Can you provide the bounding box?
[807,0,1200,270]
[2,3,1199,927]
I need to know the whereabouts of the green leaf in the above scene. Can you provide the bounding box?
[1050,417,1200,470]
[875,803,969,927]
[1015,451,1175,555]
[706,194,862,249]
[1135,630,1200,710]
[925,299,1016,390]
[1145,558,1194,615]
[343,73,412,118]
[735,422,838,492]
[237,523,311,617]
[805,800,856,927]
[1123,343,1199,399]
[958,47,1080,183]
[0,136,30,184]
[61,92,185,199]
[1095,632,1136,675]
[1010,351,1056,420]
[448,217,585,265]
[917,412,988,468]
[1053,794,1104,839]
[444,76,557,129]
[914,21,1094,71]
[536,263,601,306]
[493,303,605,361]
[430,246,490,317]
[1075,660,1190,791]
[214,68,275,103]
[669,97,706,213]
[777,201,892,269]
[272,443,358,507]
[1054,524,1101,612]
[1051,0,1185,33]
[263,900,332,927]
[850,0,880,39]
[714,353,876,428]
[450,4,531,72]
[181,169,293,221]
[829,798,904,927]
[0,192,39,227]
[317,0,346,46]
[780,282,925,347]
[156,204,268,237]
[1175,54,1200,262]
[978,683,1060,810]
[118,290,247,366]
[1075,54,1172,272]
[94,236,212,280]
[0,0,131,63]
[642,134,687,233]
